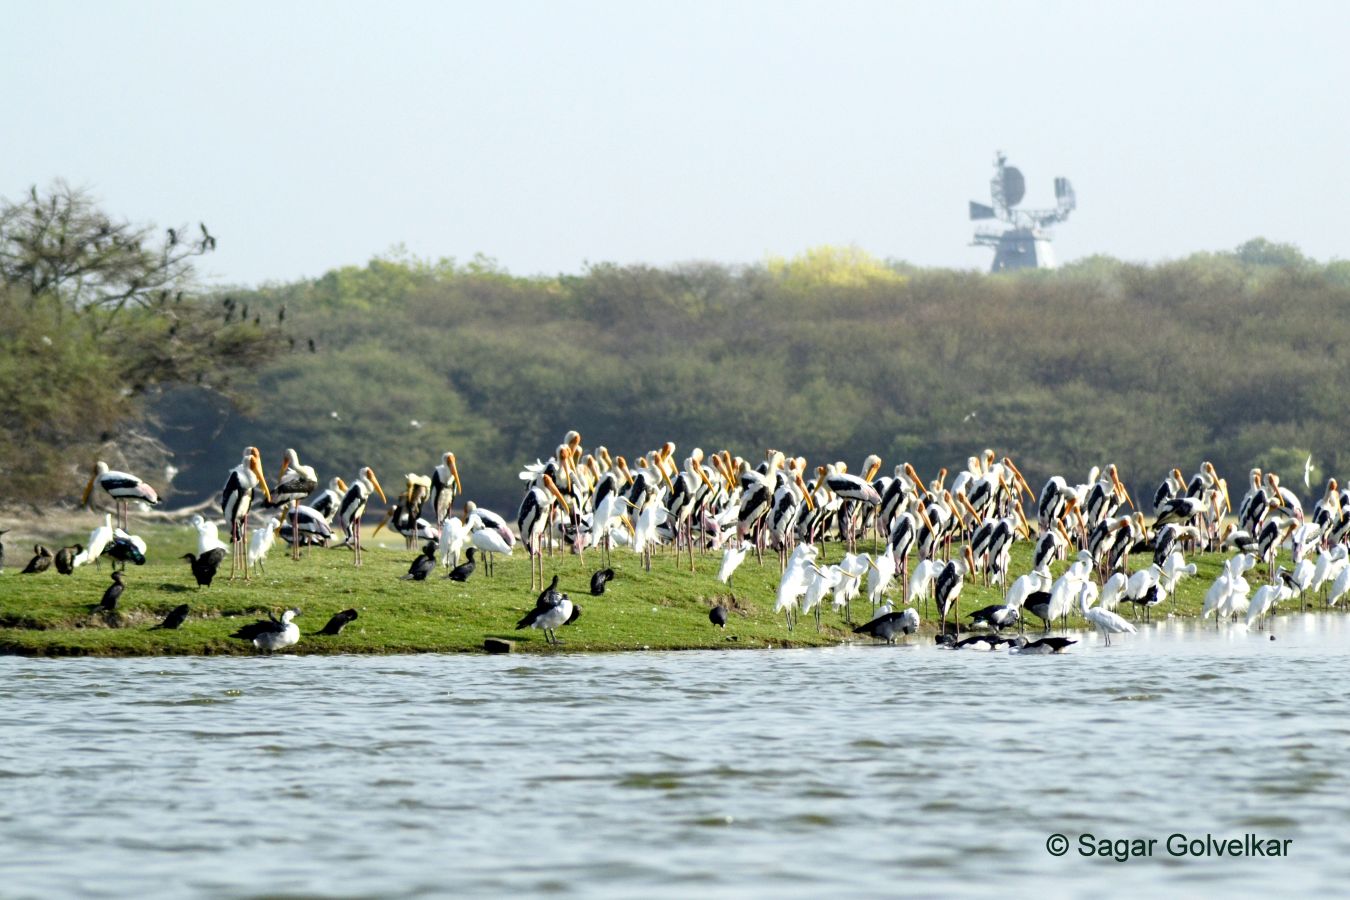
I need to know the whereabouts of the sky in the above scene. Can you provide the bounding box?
[5,1,1348,286]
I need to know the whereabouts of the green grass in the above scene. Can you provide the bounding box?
[0,521,1321,656]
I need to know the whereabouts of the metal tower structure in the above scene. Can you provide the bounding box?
[969,152,1076,272]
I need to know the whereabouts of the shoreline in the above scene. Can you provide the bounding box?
[0,519,1326,659]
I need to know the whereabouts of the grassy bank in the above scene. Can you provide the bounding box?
[0,517,1318,656]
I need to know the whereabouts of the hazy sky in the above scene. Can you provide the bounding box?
[6,1,1347,285]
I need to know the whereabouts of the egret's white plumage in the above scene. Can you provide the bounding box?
[190,515,230,556]
[908,558,943,603]
[73,514,115,568]
[773,544,819,629]
[1080,583,1137,646]
[247,517,280,573]
[439,516,470,568]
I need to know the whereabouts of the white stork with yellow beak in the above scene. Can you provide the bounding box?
[518,473,570,589]
[222,447,270,580]
[337,466,387,566]
[82,461,160,530]
[272,448,318,560]
[430,451,463,524]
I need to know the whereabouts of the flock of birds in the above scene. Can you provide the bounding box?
[4,434,1346,654]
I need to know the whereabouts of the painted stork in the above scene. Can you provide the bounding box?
[279,505,334,547]
[309,477,348,523]
[82,461,160,529]
[336,467,387,566]
[221,447,270,580]
[934,545,975,633]
[518,473,570,589]
[430,451,463,524]
[271,448,318,560]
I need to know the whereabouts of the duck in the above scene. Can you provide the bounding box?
[852,607,920,644]
[231,608,302,652]
[515,591,580,646]
[952,634,1014,650]
[1010,636,1077,654]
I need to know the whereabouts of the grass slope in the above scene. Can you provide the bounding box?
[0,520,1318,656]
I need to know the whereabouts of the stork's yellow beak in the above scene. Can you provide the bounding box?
[543,474,570,514]
[81,467,98,507]
[447,453,462,493]
[251,452,271,503]
[367,469,387,504]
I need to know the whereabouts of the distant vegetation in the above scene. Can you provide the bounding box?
[3,181,1347,511]
[146,238,1350,512]
[0,183,278,503]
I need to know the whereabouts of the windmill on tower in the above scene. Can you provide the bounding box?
[969,152,1076,272]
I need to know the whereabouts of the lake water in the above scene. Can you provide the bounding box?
[4,616,1350,898]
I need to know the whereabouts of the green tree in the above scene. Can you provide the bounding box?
[0,183,279,503]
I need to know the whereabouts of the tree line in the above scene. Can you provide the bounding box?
[3,182,1347,514]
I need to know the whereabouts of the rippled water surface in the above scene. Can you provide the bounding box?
[4,616,1350,898]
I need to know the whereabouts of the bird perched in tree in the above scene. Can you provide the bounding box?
[446,547,476,582]
[709,604,729,628]
[154,604,190,630]
[97,571,126,612]
[401,542,437,581]
[589,568,615,596]
[316,608,359,636]
[54,544,82,575]
[21,545,53,574]
[181,549,227,587]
